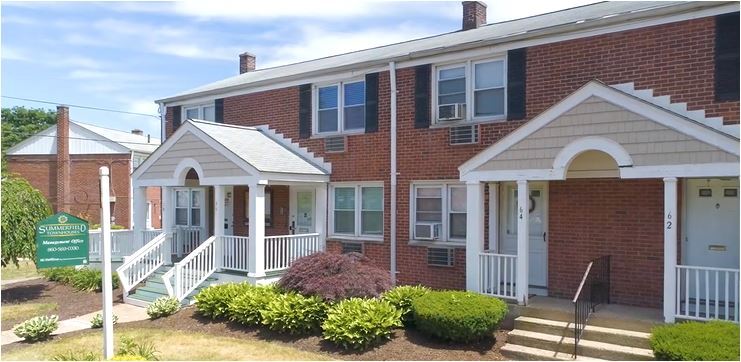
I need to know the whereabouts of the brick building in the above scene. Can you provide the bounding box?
[6,105,162,229]
[125,1,739,326]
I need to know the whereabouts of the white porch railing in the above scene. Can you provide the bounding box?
[479,252,517,300]
[163,236,218,301]
[174,226,202,255]
[264,233,321,273]
[221,235,250,273]
[676,265,739,322]
[90,229,162,260]
[115,232,170,294]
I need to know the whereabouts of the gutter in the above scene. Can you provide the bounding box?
[389,61,398,285]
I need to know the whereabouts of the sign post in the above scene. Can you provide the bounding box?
[35,213,89,269]
[100,166,114,359]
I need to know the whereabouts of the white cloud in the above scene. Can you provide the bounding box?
[1,46,30,61]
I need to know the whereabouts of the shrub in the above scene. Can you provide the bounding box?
[228,284,281,326]
[117,336,159,361]
[146,297,180,319]
[412,291,508,343]
[41,267,77,284]
[650,321,740,361]
[42,267,120,292]
[260,292,327,334]
[52,351,98,361]
[322,298,402,350]
[279,252,392,301]
[90,313,118,328]
[381,285,430,325]
[194,282,252,319]
[13,315,59,342]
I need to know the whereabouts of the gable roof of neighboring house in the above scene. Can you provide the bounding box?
[157,1,737,104]
[6,121,161,156]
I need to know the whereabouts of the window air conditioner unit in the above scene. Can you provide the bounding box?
[415,222,442,240]
[438,103,465,121]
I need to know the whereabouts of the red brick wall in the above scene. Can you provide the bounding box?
[548,179,665,308]
[8,154,134,228]
[233,185,291,236]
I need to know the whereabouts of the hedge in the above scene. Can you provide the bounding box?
[650,321,740,361]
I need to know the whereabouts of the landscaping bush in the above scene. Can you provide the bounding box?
[41,267,77,284]
[194,282,252,319]
[381,285,430,325]
[228,284,281,326]
[41,267,120,292]
[146,297,180,319]
[52,351,98,361]
[412,291,508,343]
[13,315,59,342]
[279,252,392,301]
[322,298,402,350]
[90,313,118,328]
[118,336,159,360]
[260,292,327,334]
[650,321,740,361]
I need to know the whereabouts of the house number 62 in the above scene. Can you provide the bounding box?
[666,212,672,230]
[519,206,524,220]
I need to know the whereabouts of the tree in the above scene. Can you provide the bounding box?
[1,175,52,267]
[1,106,56,155]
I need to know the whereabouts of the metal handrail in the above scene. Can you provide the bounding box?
[572,255,611,357]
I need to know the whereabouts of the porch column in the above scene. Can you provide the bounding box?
[248,183,266,278]
[516,180,529,305]
[315,184,327,251]
[132,186,147,246]
[465,182,485,292]
[161,186,173,264]
[663,177,678,323]
[214,185,226,270]
[488,183,499,253]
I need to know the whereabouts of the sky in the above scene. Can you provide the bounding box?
[1,0,599,138]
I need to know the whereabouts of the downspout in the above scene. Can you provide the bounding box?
[389,61,398,285]
[158,102,166,141]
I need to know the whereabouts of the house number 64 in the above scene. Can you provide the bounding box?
[666,212,672,230]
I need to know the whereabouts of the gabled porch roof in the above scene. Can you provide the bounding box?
[460,80,740,182]
[132,120,331,186]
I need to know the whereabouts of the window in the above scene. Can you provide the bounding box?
[244,188,273,227]
[330,184,383,239]
[183,104,215,122]
[132,154,147,169]
[175,189,201,226]
[412,183,466,242]
[434,58,506,122]
[315,80,365,135]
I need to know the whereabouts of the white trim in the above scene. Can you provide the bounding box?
[459,81,740,179]
[553,136,633,170]
[328,182,384,241]
[465,181,485,291]
[312,78,366,136]
[158,3,736,106]
[620,163,740,179]
[663,177,678,323]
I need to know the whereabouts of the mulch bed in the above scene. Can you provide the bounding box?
[124,307,507,361]
[1,279,123,330]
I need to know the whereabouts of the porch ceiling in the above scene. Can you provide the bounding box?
[133,120,331,186]
[460,80,740,181]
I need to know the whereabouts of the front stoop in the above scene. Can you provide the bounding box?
[501,314,654,361]
[124,266,218,306]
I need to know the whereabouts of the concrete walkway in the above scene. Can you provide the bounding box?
[1,303,148,345]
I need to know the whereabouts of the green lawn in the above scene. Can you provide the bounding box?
[2,327,332,361]
[1,259,39,281]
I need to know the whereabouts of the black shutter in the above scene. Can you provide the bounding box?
[365,72,379,133]
[172,106,182,130]
[715,12,740,101]
[414,64,432,128]
[214,98,224,123]
[298,84,312,139]
[507,48,527,120]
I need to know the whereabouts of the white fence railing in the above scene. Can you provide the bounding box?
[264,233,321,272]
[90,229,162,260]
[115,232,169,294]
[164,236,218,301]
[676,265,739,322]
[174,227,202,255]
[479,252,517,300]
[221,235,250,273]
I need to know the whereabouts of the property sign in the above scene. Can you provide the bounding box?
[35,212,89,269]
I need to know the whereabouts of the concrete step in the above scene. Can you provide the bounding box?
[515,316,651,349]
[501,343,607,361]
[507,330,654,361]
[518,306,658,333]
[137,284,169,295]
[130,288,169,301]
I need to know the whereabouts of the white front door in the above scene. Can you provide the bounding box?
[500,182,548,293]
[291,188,315,234]
[685,179,739,269]
[223,186,234,236]
[174,187,208,254]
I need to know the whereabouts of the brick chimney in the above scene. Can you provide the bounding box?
[462,1,487,30]
[56,105,71,213]
[239,52,256,74]
[131,129,144,136]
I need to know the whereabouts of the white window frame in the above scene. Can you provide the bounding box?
[174,187,204,227]
[312,79,366,137]
[328,182,383,241]
[410,181,466,245]
[431,56,507,125]
[182,102,216,122]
